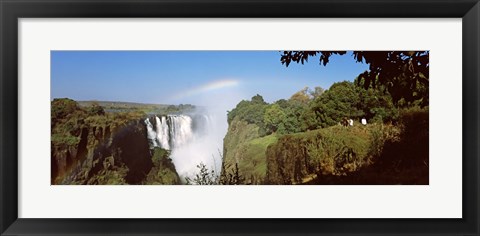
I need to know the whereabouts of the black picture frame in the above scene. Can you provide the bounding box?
[1,0,479,235]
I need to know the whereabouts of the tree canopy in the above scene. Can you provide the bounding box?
[280,51,429,106]
[310,81,364,127]
[227,82,398,136]
[227,94,267,126]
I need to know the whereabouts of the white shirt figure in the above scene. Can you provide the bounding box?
[348,119,353,126]
[361,118,367,125]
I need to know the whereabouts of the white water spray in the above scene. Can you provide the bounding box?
[145,114,223,179]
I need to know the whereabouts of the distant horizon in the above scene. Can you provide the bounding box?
[51,51,369,109]
[55,99,183,106]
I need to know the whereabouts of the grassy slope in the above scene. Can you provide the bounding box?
[235,135,278,184]
[223,118,278,184]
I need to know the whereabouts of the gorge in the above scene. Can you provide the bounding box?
[51,98,225,185]
[51,91,429,186]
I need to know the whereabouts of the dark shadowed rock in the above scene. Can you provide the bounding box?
[110,122,153,184]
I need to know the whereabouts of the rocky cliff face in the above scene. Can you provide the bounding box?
[222,118,260,169]
[52,120,154,185]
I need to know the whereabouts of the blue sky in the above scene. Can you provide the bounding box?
[51,51,369,107]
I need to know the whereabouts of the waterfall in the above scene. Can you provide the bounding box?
[148,115,194,150]
[154,116,170,150]
[144,118,159,147]
[169,115,193,149]
[145,114,225,180]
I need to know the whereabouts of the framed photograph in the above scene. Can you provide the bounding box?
[1,0,478,235]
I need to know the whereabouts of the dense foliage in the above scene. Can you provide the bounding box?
[227,80,400,137]
[144,148,181,185]
[227,94,267,125]
[224,68,428,184]
[280,51,429,107]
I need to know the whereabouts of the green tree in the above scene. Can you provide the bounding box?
[289,87,311,104]
[309,81,364,127]
[300,108,319,131]
[309,86,325,99]
[251,94,267,105]
[264,104,286,134]
[51,98,80,121]
[356,84,398,123]
[280,51,429,106]
[275,99,305,134]
[227,94,268,126]
[87,102,105,116]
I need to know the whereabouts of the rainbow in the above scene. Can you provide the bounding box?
[171,79,240,101]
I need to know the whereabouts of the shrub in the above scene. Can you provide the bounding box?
[87,102,105,116]
[51,98,81,121]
